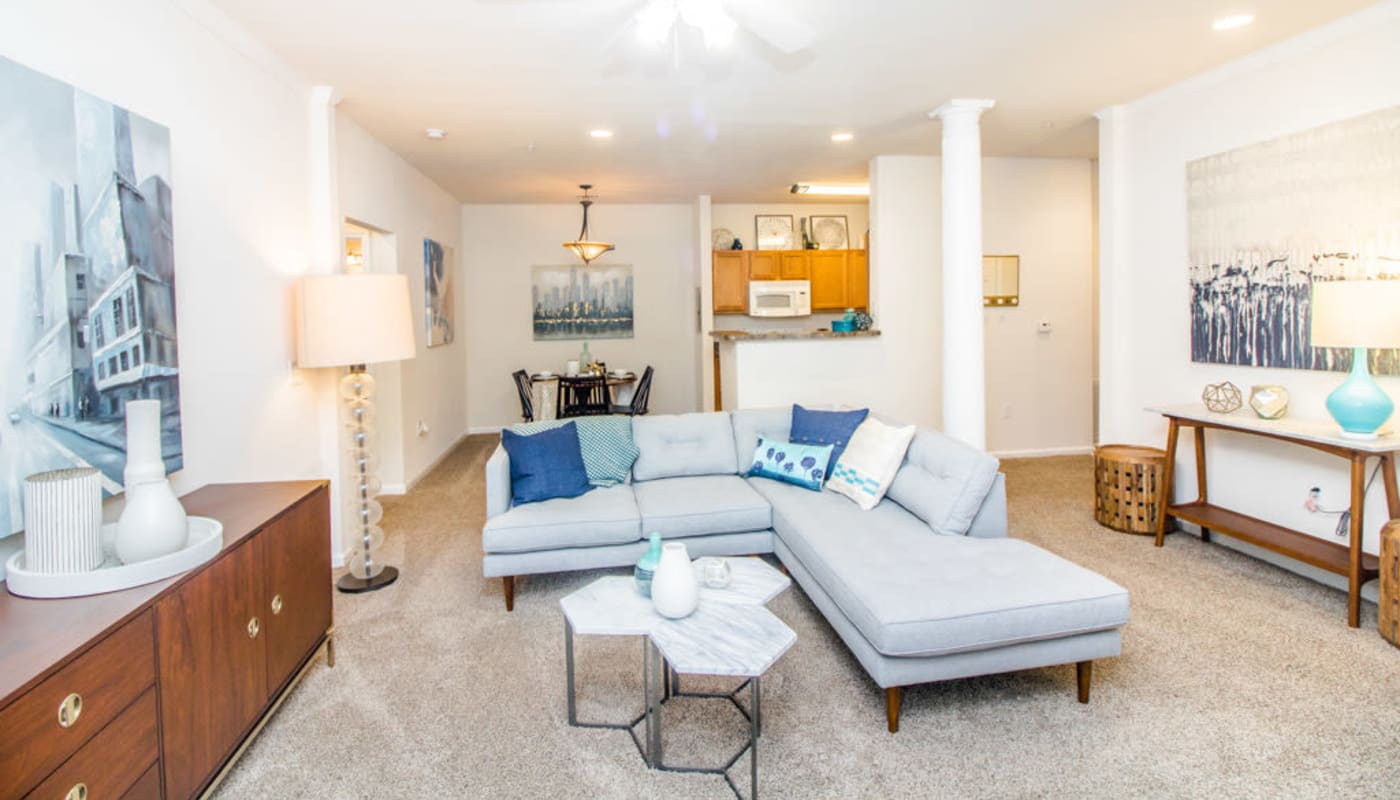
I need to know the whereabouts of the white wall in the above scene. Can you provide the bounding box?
[0,0,326,500]
[336,113,467,489]
[864,155,1094,451]
[1098,1,1400,558]
[0,0,473,567]
[983,159,1095,456]
[710,202,869,252]
[462,203,699,429]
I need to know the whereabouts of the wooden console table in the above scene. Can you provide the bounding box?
[1151,405,1399,628]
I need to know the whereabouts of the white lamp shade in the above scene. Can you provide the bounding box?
[1310,280,1400,349]
[297,274,417,367]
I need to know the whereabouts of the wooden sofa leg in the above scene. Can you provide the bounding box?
[1076,660,1092,704]
[885,687,902,733]
[503,576,515,612]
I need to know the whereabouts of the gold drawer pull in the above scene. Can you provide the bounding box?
[271,594,284,615]
[66,783,87,800]
[248,617,261,638]
[57,692,83,728]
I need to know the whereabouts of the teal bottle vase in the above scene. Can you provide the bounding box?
[634,532,663,597]
[1326,346,1394,439]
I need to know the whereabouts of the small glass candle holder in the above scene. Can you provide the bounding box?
[702,557,732,589]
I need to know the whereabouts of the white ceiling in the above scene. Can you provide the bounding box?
[209,0,1374,203]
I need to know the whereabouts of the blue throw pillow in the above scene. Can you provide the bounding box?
[500,422,593,505]
[790,404,869,466]
[510,415,639,486]
[746,436,834,491]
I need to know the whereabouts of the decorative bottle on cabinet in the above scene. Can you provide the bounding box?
[634,532,662,597]
[651,542,698,618]
[115,400,189,564]
[579,341,593,373]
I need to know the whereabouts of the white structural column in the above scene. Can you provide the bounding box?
[930,99,995,449]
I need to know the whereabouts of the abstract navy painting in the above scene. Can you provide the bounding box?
[1187,105,1400,374]
[0,56,183,536]
[531,264,634,341]
[424,238,454,347]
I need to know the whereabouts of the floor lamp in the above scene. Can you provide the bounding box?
[297,273,417,593]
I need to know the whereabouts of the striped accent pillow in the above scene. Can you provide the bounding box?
[509,415,640,486]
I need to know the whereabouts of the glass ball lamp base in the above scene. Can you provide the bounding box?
[337,565,400,594]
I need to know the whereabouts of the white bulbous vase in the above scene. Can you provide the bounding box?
[651,542,698,619]
[116,479,189,564]
[114,400,189,564]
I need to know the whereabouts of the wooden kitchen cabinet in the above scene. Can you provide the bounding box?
[712,251,749,313]
[780,252,810,280]
[713,249,867,313]
[748,252,780,281]
[0,482,332,800]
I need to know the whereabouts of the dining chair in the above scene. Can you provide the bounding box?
[559,375,611,418]
[612,366,654,415]
[512,369,535,422]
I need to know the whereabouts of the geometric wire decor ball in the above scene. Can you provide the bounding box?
[1202,380,1243,413]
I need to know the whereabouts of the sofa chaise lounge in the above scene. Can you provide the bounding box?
[484,409,1130,731]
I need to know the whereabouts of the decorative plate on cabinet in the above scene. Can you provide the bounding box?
[712,228,736,250]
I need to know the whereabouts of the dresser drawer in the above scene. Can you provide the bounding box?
[0,612,156,797]
[119,763,161,800]
[25,687,159,800]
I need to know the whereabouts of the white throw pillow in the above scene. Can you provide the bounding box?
[826,417,917,511]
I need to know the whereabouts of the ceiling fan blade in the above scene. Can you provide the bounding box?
[726,3,817,54]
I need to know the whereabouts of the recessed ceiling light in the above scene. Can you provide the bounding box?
[1212,13,1255,31]
[831,132,854,143]
[425,128,447,140]
[790,183,870,197]
[590,129,614,139]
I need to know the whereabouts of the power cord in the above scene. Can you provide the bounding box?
[1304,462,1383,537]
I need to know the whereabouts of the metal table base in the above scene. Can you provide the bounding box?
[566,620,764,799]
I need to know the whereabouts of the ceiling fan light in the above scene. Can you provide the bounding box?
[636,0,677,46]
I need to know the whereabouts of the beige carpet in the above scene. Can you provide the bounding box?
[216,436,1400,799]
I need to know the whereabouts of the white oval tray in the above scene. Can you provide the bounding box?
[4,516,223,599]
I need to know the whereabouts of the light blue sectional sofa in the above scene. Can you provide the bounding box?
[484,409,1129,732]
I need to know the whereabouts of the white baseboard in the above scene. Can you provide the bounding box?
[379,482,408,496]
[989,445,1094,459]
[404,431,474,492]
[469,425,505,435]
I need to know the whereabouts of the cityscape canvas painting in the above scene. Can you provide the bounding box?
[532,264,634,341]
[0,56,183,536]
[424,238,454,347]
[1188,105,1400,374]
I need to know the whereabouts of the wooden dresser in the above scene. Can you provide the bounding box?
[0,481,333,800]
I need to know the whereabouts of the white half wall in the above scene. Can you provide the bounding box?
[1098,0,1400,557]
[462,203,700,429]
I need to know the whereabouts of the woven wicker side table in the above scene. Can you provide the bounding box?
[1094,444,1168,535]
[1381,520,1400,649]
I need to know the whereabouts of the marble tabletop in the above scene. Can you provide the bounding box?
[559,556,795,678]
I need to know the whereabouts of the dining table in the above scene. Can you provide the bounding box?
[530,370,637,420]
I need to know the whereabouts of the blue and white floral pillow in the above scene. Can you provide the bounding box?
[746,436,834,491]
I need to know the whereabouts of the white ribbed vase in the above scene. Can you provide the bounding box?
[23,468,103,574]
[651,542,698,619]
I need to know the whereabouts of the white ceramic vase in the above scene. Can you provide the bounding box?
[115,400,189,565]
[651,542,698,619]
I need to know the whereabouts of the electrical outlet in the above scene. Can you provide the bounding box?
[416,420,429,436]
[1001,403,1012,420]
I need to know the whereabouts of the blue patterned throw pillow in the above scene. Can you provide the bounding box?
[746,436,834,491]
[790,404,869,466]
[509,415,640,486]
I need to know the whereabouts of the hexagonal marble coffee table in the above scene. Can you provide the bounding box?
[560,556,794,799]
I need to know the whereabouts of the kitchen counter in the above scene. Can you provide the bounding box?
[710,329,882,341]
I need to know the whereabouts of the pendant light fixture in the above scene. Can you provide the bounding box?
[562,184,615,264]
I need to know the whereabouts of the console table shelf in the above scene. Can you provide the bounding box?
[1166,501,1379,576]
[1151,404,1400,628]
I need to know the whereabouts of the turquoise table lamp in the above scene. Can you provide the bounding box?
[1309,279,1400,440]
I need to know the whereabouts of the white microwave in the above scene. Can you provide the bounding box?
[748,280,811,317]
